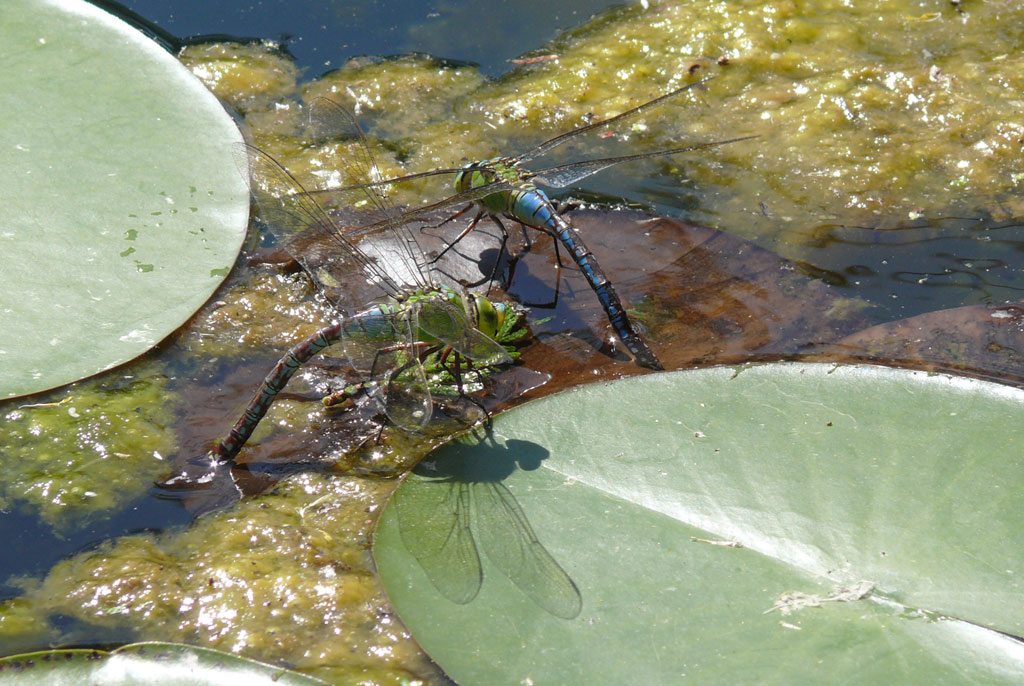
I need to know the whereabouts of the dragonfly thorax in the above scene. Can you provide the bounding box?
[454,157,528,215]
[393,287,507,342]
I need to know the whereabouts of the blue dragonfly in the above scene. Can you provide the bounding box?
[314,77,755,370]
[208,104,519,464]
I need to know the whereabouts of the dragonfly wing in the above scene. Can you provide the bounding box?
[471,481,582,619]
[308,98,434,292]
[415,297,512,368]
[395,478,482,605]
[333,304,431,430]
[346,177,517,239]
[335,306,394,377]
[529,136,757,189]
[233,143,401,309]
[302,165,467,204]
[382,305,433,431]
[515,77,714,165]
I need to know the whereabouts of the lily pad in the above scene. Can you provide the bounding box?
[0,0,249,399]
[0,642,329,684]
[376,363,1024,684]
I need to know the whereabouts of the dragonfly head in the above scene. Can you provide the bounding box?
[454,162,488,194]
[454,157,514,195]
[463,292,506,339]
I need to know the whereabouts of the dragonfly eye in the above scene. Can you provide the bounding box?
[491,301,508,334]
[465,293,502,337]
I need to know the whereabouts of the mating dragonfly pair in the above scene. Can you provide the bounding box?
[211,77,752,463]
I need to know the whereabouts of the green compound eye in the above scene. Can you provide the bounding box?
[465,293,504,338]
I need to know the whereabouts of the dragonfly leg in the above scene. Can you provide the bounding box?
[493,250,520,296]
[368,340,431,378]
[422,202,474,231]
[438,347,488,395]
[385,356,419,395]
[482,214,517,291]
[516,216,565,268]
[491,220,538,290]
[430,209,486,263]
[551,233,565,268]
[555,198,582,215]
[519,253,564,310]
[437,347,464,394]
[439,350,492,426]
[462,392,491,426]
[516,219,534,252]
[458,214,516,293]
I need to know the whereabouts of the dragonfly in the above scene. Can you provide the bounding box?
[315,76,756,370]
[208,103,518,464]
[394,429,582,619]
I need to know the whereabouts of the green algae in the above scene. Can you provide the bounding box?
[174,269,335,358]
[3,472,441,684]
[0,598,54,655]
[179,42,300,111]
[0,642,336,685]
[181,0,1024,250]
[302,54,487,132]
[0,371,175,529]
[486,0,1024,240]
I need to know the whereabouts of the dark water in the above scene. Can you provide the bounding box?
[0,497,193,597]
[792,218,1024,324]
[100,0,627,76]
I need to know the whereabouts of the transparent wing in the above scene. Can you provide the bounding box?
[381,305,433,431]
[232,143,402,308]
[395,477,482,605]
[415,295,513,368]
[294,80,714,247]
[471,481,582,619]
[302,164,468,198]
[308,98,435,291]
[329,304,432,431]
[344,176,516,239]
[529,135,758,189]
[514,77,715,165]
[333,305,396,376]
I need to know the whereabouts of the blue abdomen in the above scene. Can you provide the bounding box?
[510,187,557,231]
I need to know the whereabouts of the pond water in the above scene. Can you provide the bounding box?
[107,0,629,75]
[2,0,1024,683]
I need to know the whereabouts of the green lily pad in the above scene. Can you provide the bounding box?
[376,363,1024,684]
[0,642,329,684]
[0,0,248,399]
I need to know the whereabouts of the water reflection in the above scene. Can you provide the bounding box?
[394,427,582,619]
[793,218,1024,323]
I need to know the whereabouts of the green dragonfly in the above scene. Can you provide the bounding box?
[208,102,521,464]
[312,77,755,370]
